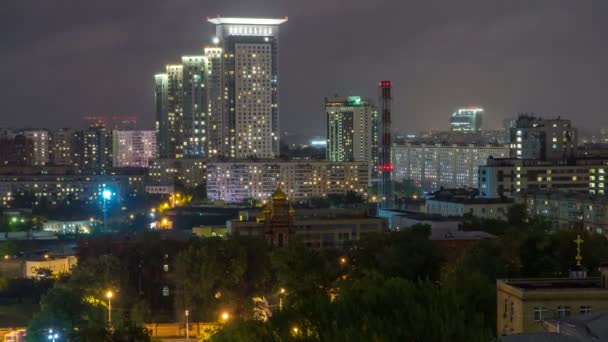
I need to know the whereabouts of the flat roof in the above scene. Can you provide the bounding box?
[208,17,288,25]
[500,277,604,290]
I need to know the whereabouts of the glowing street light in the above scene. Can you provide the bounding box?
[279,288,286,311]
[100,186,114,232]
[106,290,114,325]
[47,329,59,341]
[340,257,347,265]
[220,311,230,322]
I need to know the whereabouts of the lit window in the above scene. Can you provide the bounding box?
[533,307,548,321]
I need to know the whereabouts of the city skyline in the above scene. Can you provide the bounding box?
[2,1,607,136]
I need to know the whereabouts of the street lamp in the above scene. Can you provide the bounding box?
[279,288,286,311]
[185,309,190,342]
[106,290,113,325]
[101,187,114,232]
[220,311,230,322]
[47,329,59,341]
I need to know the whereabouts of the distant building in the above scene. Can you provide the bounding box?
[25,256,78,278]
[510,115,577,161]
[208,17,288,158]
[325,96,378,175]
[43,220,93,234]
[478,157,608,198]
[112,130,157,168]
[516,191,608,235]
[426,197,512,220]
[147,158,206,189]
[392,143,509,191]
[497,269,608,336]
[227,187,386,248]
[51,128,80,166]
[449,106,483,132]
[22,129,50,166]
[81,126,113,174]
[206,160,369,203]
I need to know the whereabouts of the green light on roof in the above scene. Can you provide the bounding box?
[347,96,363,106]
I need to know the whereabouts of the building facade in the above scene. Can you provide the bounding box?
[392,143,509,191]
[509,115,577,160]
[112,130,157,168]
[227,187,386,248]
[479,158,608,198]
[22,129,51,166]
[497,275,608,336]
[516,191,608,235]
[81,126,113,174]
[449,106,483,132]
[147,158,206,189]
[325,96,378,172]
[206,160,369,203]
[426,198,512,220]
[208,17,287,159]
[52,128,80,166]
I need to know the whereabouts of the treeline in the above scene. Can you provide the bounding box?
[25,209,608,341]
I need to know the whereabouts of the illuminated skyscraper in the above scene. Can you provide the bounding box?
[325,96,378,176]
[208,17,288,159]
[450,106,483,132]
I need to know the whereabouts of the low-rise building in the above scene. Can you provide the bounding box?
[42,220,94,234]
[24,255,78,278]
[516,191,608,235]
[497,264,608,336]
[147,158,206,189]
[207,160,368,203]
[426,197,513,219]
[227,187,386,248]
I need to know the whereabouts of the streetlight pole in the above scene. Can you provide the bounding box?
[185,309,189,342]
[106,290,113,326]
[279,288,286,311]
[102,188,112,232]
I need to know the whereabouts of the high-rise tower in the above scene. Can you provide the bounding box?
[208,17,288,159]
[326,96,378,178]
[377,81,393,209]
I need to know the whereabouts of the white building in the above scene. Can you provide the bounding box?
[112,130,157,168]
[392,143,509,191]
[208,17,287,159]
[43,220,93,234]
[206,160,368,203]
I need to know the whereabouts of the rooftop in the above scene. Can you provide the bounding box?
[500,277,604,290]
[207,17,288,25]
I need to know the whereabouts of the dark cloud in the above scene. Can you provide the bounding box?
[1,0,607,134]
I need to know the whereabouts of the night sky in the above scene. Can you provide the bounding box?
[2,0,607,136]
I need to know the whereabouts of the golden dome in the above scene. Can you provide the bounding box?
[263,202,272,214]
[272,185,287,200]
[288,204,295,216]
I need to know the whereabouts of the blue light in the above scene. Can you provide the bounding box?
[102,189,112,200]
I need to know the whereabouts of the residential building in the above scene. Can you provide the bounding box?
[51,128,80,166]
[181,56,207,157]
[22,129,50,166]
[227,186,386,248]
[0,132,27,166]
[478,157,608,198]
[81,126,113,174]
[325,96,378,175]
[516,191,608,235]
[496,268,608,336]
[449,106,483,132]
[204,47,224,157]
[206,160,369,203]
[0,171,145,206]
[509,115,577,160]
[392,143,509,191]
[208,17,287,158]
[147,158,206,189]
[112,130,157,168]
